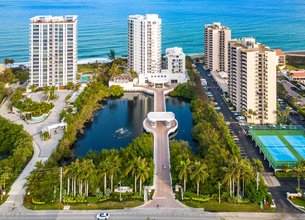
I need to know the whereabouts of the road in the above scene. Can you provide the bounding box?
[1,209,305,220]
[195,63,303,214]
[281,79,305,105]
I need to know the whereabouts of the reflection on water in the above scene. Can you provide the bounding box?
[75,93,194,156]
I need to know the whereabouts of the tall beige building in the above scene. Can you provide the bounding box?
[204,22,231,72]
[228,38,277,124]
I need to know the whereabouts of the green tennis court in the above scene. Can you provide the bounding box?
[249,125,305,170]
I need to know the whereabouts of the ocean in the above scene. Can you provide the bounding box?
[1,0,305,63]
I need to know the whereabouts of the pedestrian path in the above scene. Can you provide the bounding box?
[262,172,281,187]
[140,86,185,208]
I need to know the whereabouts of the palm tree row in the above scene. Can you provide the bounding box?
[176,158,209,195]
[61,153,153,198]
[222,157,265,198]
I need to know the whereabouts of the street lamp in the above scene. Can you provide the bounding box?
[218,182,221,203]
[118,181,122,202]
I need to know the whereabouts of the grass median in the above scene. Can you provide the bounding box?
[24,196,143,210]
[182,199,275,212]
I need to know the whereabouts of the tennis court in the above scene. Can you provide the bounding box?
[249,126,305,169]
[284,135,305,160]
[258,136,285,147]
[258,136,297,162]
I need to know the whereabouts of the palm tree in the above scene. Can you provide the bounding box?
[80,159,95,197]
[44,86,50,99]
[107,155,121,192]
[108,49,116,61]
[240,159,254,197]
[190,161,209,195]
[98,160,110,194]
[222,160,235,197]
[252,159,264,190]
[177,159,192,192]
[29,84,37,93]
[3,59,14,67]
[49,86,56,100]
[293,162,305,190]
[248,109,257,124]
[125,156,141,193]
[138,158,151,196]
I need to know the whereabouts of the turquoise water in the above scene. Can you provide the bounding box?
[1,0,305,62]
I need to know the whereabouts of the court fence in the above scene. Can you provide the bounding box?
[249,127,300,169]
[249,125,305,132]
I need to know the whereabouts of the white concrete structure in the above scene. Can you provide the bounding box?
[204,22,231,72]
[30,15,78,88]
[228,37,277,124]
[128,14,162,80]
[146,47,188,86]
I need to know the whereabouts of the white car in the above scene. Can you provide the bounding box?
[215,106,221,110]
[96,213,110,220]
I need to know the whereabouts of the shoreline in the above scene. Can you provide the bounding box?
[2,49,305,68]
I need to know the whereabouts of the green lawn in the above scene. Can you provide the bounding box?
[0,195,8,206]
[24,197,143,210]
[251,129,305,162]
[291,197,305,209]
[183,199,275,212]
[69,200,143,210]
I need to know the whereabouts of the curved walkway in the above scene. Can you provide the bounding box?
[0,90,71,214]
[140,85,185,208]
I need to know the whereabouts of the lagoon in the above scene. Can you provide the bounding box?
[74,93,194,156]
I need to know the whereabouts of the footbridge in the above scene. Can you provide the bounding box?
[142,87,185,208]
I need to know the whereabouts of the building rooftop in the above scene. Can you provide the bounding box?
[166,47,185,57]
[274,49,286,56]
[291,71,305,78]
[128,14,160,21]
[230,38,271,53]
[205,22,230,30]
[31,15,78,23]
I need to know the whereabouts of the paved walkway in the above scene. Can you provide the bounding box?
[140,85,185,209]
[0,90,71,213]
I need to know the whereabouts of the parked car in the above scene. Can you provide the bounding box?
[236,116,246,121]
[96,213,110,220]
[215,106,221,110]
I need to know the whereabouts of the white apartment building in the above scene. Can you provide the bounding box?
[228,38,277,124]
[30,15,78,88]
[166,47,186,74]
[128,14,162,84]
[146,47,188,85]
[204,22,231,72]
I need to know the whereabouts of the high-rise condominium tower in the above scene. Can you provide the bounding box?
[204,22,231,72]
[228,38,277,124]
[128,14,162,76]
[30,15,78,88]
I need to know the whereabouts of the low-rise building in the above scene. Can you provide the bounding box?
[273,49,286,67]
[289,71,305,84]
[140,47,188,87]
